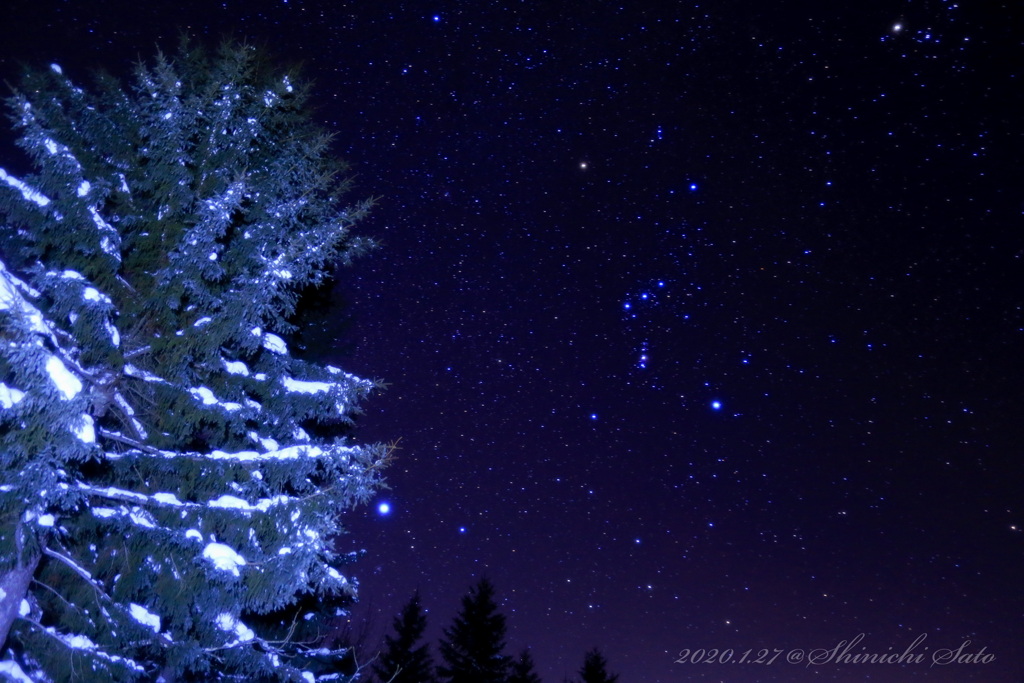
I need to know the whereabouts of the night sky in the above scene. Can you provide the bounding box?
[2,1,1022,681]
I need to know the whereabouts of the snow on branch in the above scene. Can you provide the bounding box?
[0,167,50,207]
[78,482,297,517]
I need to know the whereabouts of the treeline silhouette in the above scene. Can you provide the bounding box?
[367,578,619,683]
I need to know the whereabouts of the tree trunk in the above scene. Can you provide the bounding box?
[0,548,41,650]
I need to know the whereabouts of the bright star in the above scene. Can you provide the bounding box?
[377,502,391,515]
[711,401,722,410]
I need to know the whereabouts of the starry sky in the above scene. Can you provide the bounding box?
[2,1,1022,681]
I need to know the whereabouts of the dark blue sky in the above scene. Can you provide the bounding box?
[2,1,1021,681]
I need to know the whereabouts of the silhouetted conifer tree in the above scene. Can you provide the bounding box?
[437,578,511,683]
[577,648,619,683]
[372,591,436,683]
[508,648,543,683]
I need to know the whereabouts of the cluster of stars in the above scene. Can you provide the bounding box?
[622,280,667,371]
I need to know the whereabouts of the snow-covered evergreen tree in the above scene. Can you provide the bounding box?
[437,579,510,683]
[371,591,435,683]
[0,42,390,681]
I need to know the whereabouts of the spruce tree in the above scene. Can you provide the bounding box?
[577,648,619,683]
[0,42,390,681]
[508,648,542,683]
[437,578,511,683]
[371,591,435,683]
